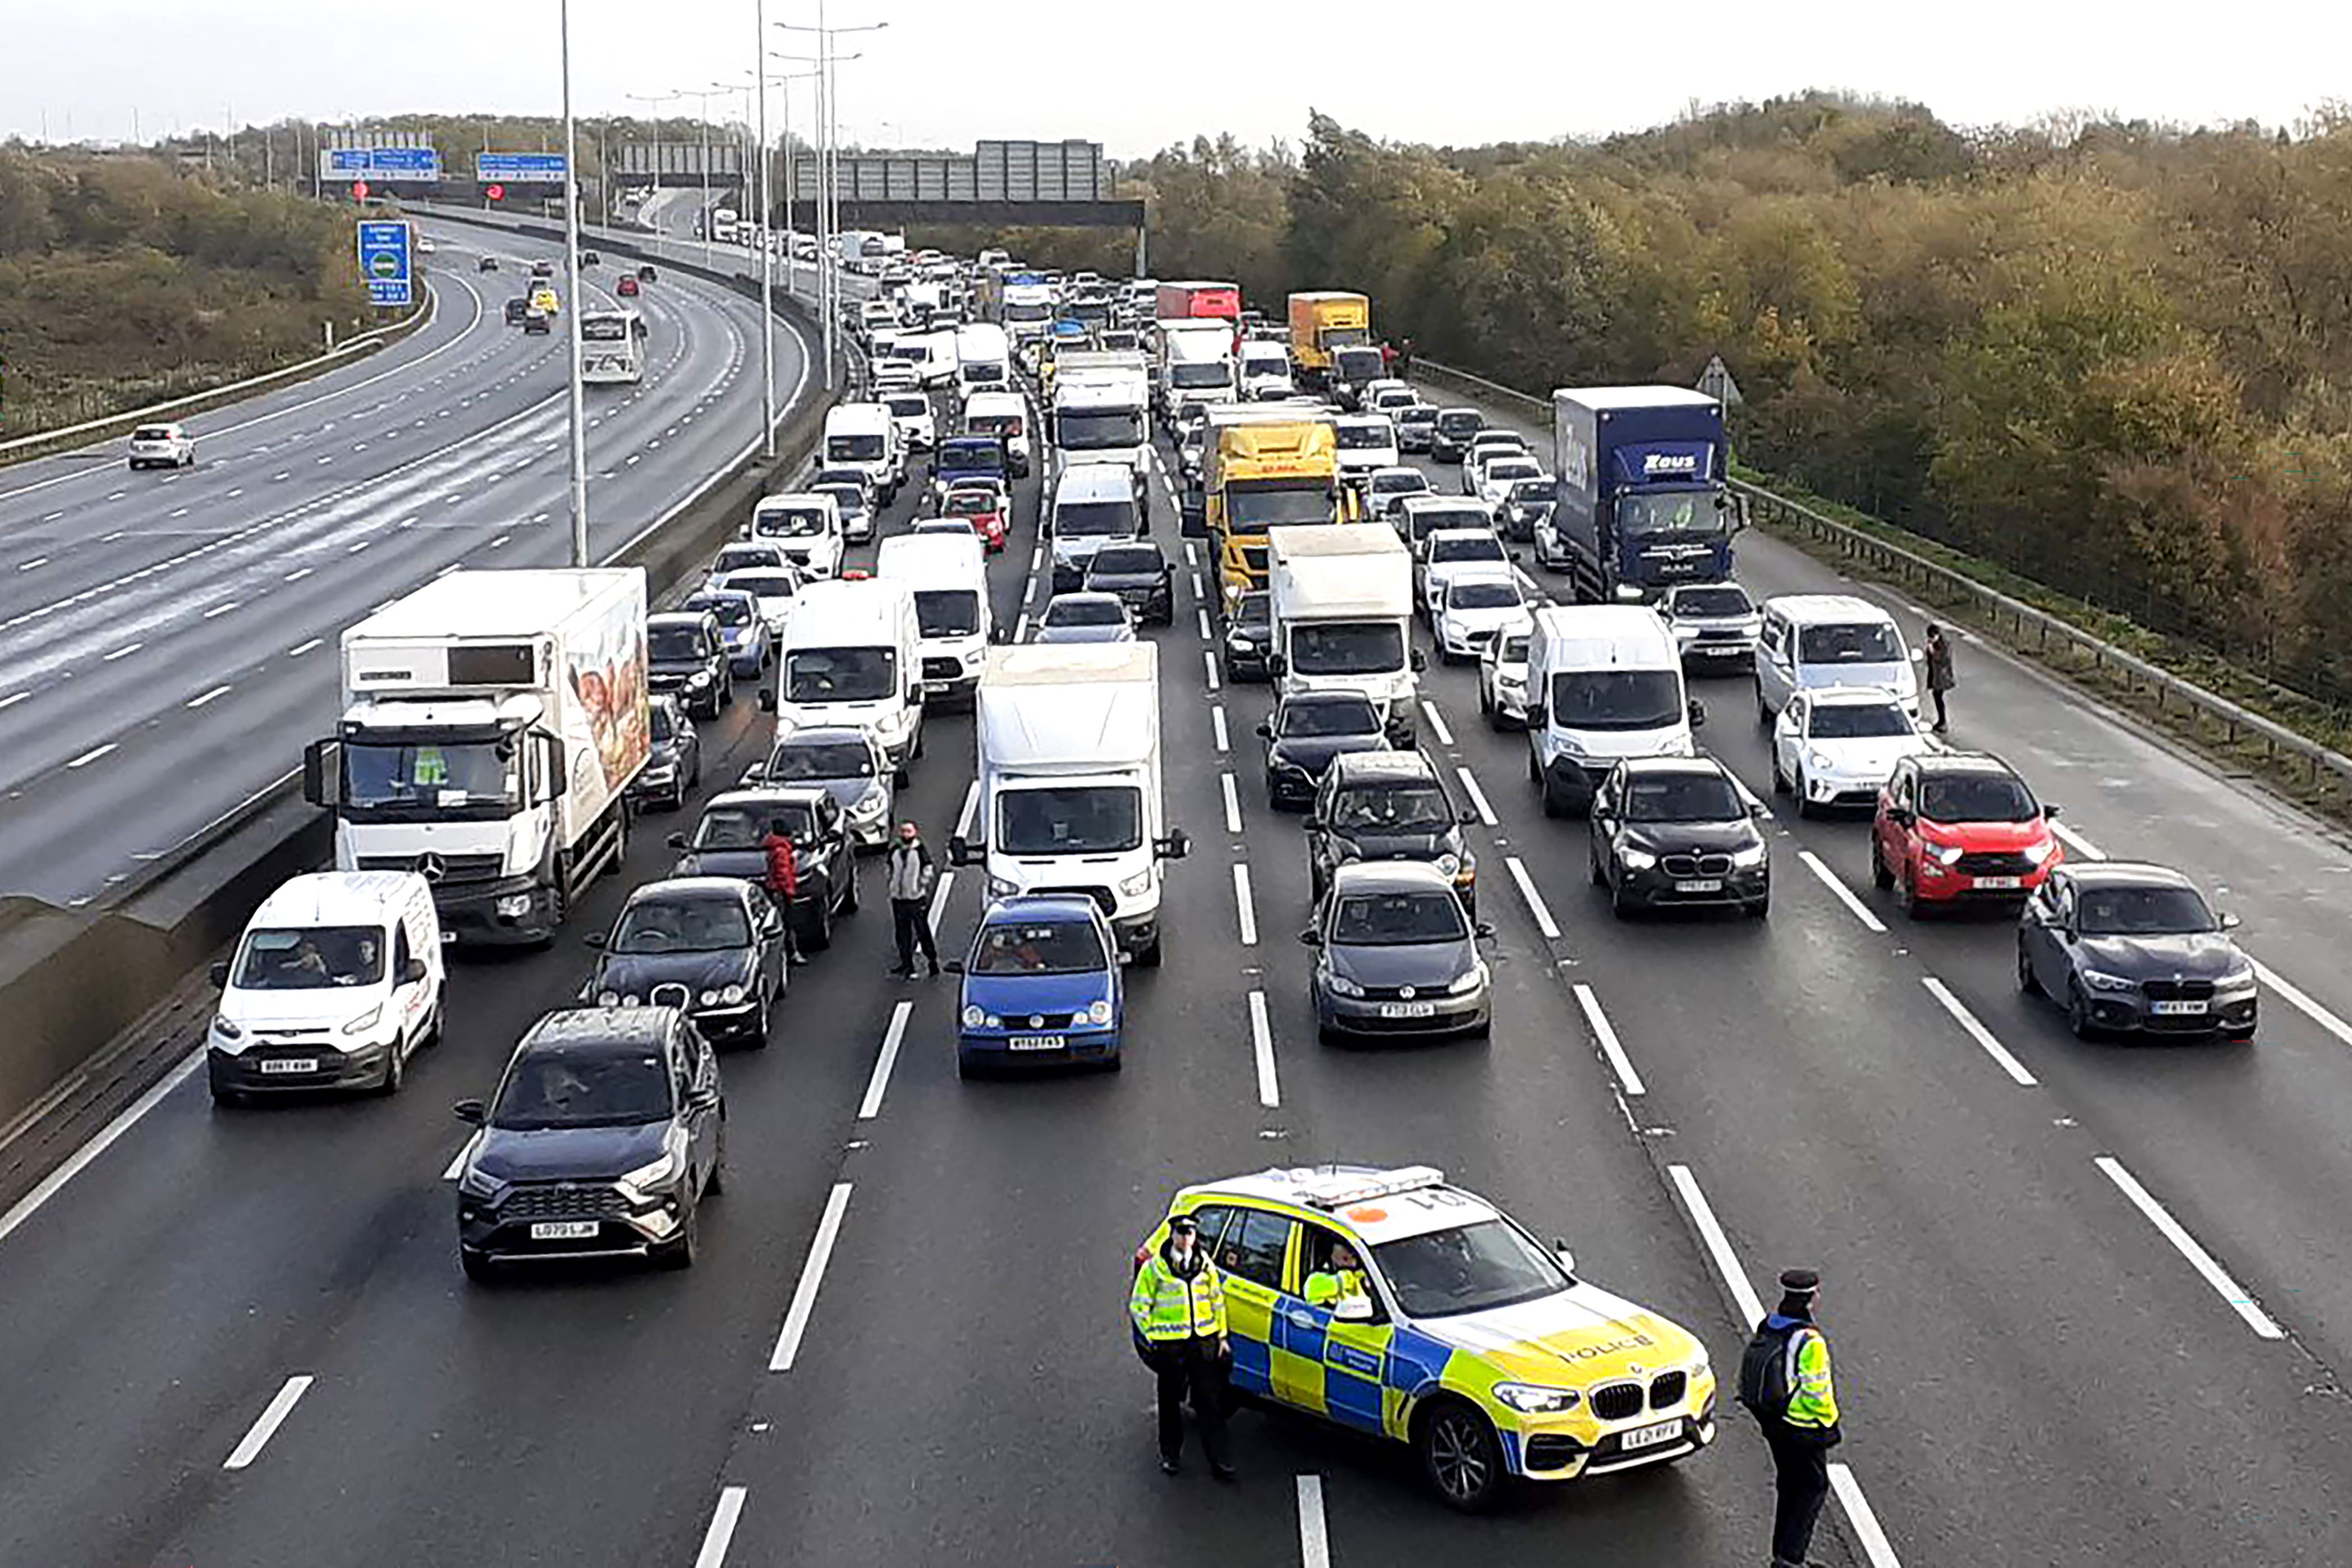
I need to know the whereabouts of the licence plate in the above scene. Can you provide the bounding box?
[259,1057,318,1075]
[1619,1418,1683,1451]
[1974,875,2023,890]
[1698,643,1744,655]
[530,1221,598,1241]
[922,680,950,695]
[1674,879,1723,894]
[1008,1034,1065,1051]
[2151,999,2210,1017]
[1379,1001,1438,1018]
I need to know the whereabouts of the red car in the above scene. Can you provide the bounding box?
[942,484,1008,553]
[617,275,640,297]
[1871,752,2062,916]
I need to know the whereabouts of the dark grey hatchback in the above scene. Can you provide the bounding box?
[1304,862,1494,1042]
[2018,862,2257,1040]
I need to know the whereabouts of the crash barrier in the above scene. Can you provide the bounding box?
[1410,357,2352,799]
[0,233,835,1195]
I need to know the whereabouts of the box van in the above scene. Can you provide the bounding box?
[824,402,904,503]
[1753,594,1921,723]
[877,532,993,708]
[764,578,926,778]
[1523,605,1702,816]
[747,491,845,580]
[205,871,446,1105]
[962,389,1032,477]
[955,322,1013,401]
[1047,463,1145,593]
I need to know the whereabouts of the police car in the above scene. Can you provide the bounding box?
[1132,1164,1716,1510]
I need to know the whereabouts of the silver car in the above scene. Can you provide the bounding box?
[744,725,894,848]
[1032,592,1136,645]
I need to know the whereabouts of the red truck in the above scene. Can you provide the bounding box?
[1155,279,1241,324]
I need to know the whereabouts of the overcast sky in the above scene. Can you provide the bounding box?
[5,0,2348,155]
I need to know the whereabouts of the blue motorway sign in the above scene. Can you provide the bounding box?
[321,146,444,181]
[356,219,414,308]
[477,152,569,184]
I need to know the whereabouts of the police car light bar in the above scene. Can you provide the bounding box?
[1297,1166,1447,1210]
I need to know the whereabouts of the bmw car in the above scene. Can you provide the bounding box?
[2018,861,2257,1040]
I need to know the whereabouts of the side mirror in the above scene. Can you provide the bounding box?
[209,960,231,988]
[1552,1238,1577,1275]
[943,958,967,974]
[667,831,690,850]
[758,687,777,712]
[1460,809,1481,826]
[947,835,973,866]
[402,957,429,984]
[1751,801,1771,819]
[301,738,342,808]
[2221,911,2243,931]
[1474,922,1497,940]
[453,1099,486,1126]
[741,762,766,783]
[1887,806,1914,827]
[990,623,1011,644]
[1333,1296,1376,1323]
[1410,649,1428,673]
[1266,653,1288,677]
[1297,928,1323,946]
[2042,803,2062,819]
[1255,721,1274,739]
[1155,828,1191,861]
[581,932,606,949]
[1687,697,1707,728]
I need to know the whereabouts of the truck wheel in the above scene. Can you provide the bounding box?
[1132,932,1163,968]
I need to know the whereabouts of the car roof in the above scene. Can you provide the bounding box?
[1370,465,1426,482]
[626,876,755,905]
[1047,591,1126,611]
[981,893,1103,924]
[1441,565,1520,590]
[1400,495,1487,513]
[1281,687,1376,707]
[1916,750,2020,778]
[1330,860,1454,894]
[772,725,874,749]
[2064,861,2197,889]
[249,870,422,927]
[1766,592,1890,624]
[1329,749,1441,784]
[706,785,832,809]
[648,609,715,628]
[1617,754,1734,780]
[522,1006,681,1052]
[1054,465,1134,501]
[1184,1165,1501,1246]
[1428,527,1500,542]
[1803,683,1901,706]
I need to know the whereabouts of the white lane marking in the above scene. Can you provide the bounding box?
[1221,772,1243,835]
[1233,863,1258,946]
[1248,990,1280,1109]
[1023,577,1037,608]
[1573,983,1646,1096]
[1504,854,1560,940]
[1455,765,1497,826]
[1183,541,1198,569]
[857,1001,914,1120]
[1420,699,1454,747]
[2051,820,2105,861]
[225,487,243,498]
[1028,546,1041,573]
[66,743,117,769]
[223,1374,315,1470]
[15,557,48,572]
[203,601,241,619]
[1202,650,1221,692]
[1829,1465,1904,1568]
[0,691,29,712]
[271,472,290,481]
[283,567,313,582]
[1211,706,1229,752]
[167,507,190,518]
[927,870,956,931]
[39,512,63,522]
[1197,606,1212,641]
[186,684,232,708]
[1296,1474,1331,1568]
[0,1048,203,1248]
[693,1486,750,1568]
[769,1182,855,1371]
[102,642,141,661]
[1012,611,1029,641]
[1665,1163,1766,1328]
[1921,976,2038,1086]
[287,637,323,657]
[1798,849,1888,934]
[489,535,510,550]
[2094,1156,2284,1339]
[1191,572,1205,600]
[954,780,981,840]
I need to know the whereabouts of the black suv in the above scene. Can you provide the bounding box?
[453,1007,725,1279]
[1083,541,1175,627]
[647,609,731,718]
[668,787,860,951]
[1588,757,1770,919]
[1306,751,1480,909]
[504,297,532,326]
[1259,690,1389,811]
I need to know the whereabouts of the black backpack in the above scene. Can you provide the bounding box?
[1737,1319,1798,1419]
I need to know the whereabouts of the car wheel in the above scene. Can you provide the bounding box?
[2067,981,2096,1040]
[460,1248,501,1284]
[210,1084,250,1110]
[1590,842,1606,886]
[1478,682,1494,721]
[1417,1398,1506,1513]
[1794,769,1814,819]
[1870,839,1895,890]
[2017,941,2043,996]
[805,889,835,951]
[1756,682,1773,728]
[706,1135,727,1195]
[1747,891,1771,919]
[1896,866,1920,918]
[375,1036,406,1097]
[1771,753,1789,794]
[658,1198,700,1269]
[1609,872,1633,921]
[1540,775,1563,820]
[840,862,860,914]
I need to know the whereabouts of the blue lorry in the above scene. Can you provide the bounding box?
[1537,386,1741,601]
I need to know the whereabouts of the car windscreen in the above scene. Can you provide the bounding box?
[1549,670,1684,732]
[755,506,828,538]
[941,440,1005,471]
[945,490,1001,517]
[1054,499,1137,537]
[1921,772,2039,823]
[1672,585,1752,618]
[1622,773,1745,822]
[1431,535,1505,564]
[1088,546,1162,576]
[492,1049,672,1131]
[1056,410,1146,449]
[1486,459,1540,483]
[1279,698,1381,737]
[1448,581,1522,611]
[1497,633,1530,664]
[970,414,1025,439]
[970,918,1108,976]
[649,705,677,743]
[1371,471,1427,495]
[1333,782,1453,833]
[914,590,981,638]
[695,801,815,848]
[690,596,755,629]
[343,740,518,808]
[581,317,629,341]
[1399,407,1438,426]
[1437,411,1482,437]
[885,396,929,417]
[1508,479,1553,504]
[997,785,1143,854]
[1798,622,1903,664]
[725,572,796,599]
[2077,885,2218,936]
[1290,622,1405,677]
[1408,508,1489,542]
[814,486,866,517]
[1234,595,1271,630]
[649,625,707,661]
[1170,361,1229,388]
[1331,890,1469,945]
[715,547,786,574]
[785,647,896,701]
[134,426,177,442]
[233,925,388,989]
[1808,703,1912,739]
[1225,481,1332,528]
[826,433,886,461]
[1336,423,1392,449]
[770,741,874,781]
[1372,1219,1567,1319]
[612,896,752,954]
[1046,596,1125,626]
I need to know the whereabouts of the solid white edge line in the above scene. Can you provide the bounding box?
[1828,1464,1904,1568]
[857,1001,913,1121]
[693,1485,750,1568]
[1455,765,1497,826]
[927,869,955,931]
[1919,976,2038,1086]
[1232,863,1258,946]
[1211,705,1229,753]
[954,779,980,840]
[1202,649,1221,692]
[1572,983,1647,1096]
[1798,849,1889,934]
[1296,1474,1331,1568]
[1665,1163,1766,1328]
[1419,699,1453,747]
[0,1049,201,1247]
[769,1181,854,1371]
[1221,772,1243,835]
[223,1374,315,1470]
[1248,990,1280,1110]
[1503,854,1560,940]
[2093,1156,2284,1339]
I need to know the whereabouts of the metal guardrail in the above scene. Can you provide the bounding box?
[1413,357,2352,796]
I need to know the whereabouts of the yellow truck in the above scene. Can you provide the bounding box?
[1287,291,1371,386]
[1204,402,1360,609]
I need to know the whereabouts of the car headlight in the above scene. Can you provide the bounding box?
[1931,843,1966,866]
[342,1004,384,1036]
[1552,734,1586,759]
[1731,842,1768,869]
[1436,852,1462,876]
[986,873,1020,898]
[1446,963,1485,995]
[1497,673,1526,693]
[961,1004,987,1029]
[618,1145,683,1195]
[597,990,622,1007]
[699,988,722,1005]
[1619,846,1657,871]
[1087,999,1114,1025]
[1492,1382,1582,1414]
[211,1014,244,1041]
[719,983,746,1004]
[2082,970,2138,993]
[456,1164,505,1202]
[2217,965,2258,993]
[1119,868,1155,896]
[1806,750,1835,772]
[617,994,642,1007]
[850,787,889,819]
[1326,972,1366,999]
[2028,836,2061,863]
[687,671,712,688]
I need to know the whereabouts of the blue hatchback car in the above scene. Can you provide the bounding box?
[681,586,771,680]
[949,895,1122,1076]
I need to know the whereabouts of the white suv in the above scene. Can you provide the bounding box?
[127,422,195,470]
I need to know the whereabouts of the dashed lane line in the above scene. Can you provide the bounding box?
[768,1181,854,1372]
[1920,976,2038,1086]
[1504,854,1560,940]
[1798,849,1889,934]
[2094,1156,2284,1340]
[1572,983,1647,1096]
[1248,990,1280,1110]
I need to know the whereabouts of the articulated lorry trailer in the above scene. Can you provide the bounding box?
[1545,386,1739,603]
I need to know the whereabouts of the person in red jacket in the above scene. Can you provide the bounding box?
[761,822,806,964]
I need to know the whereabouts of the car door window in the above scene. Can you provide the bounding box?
[1185,1203,1238,1256]
[1299,1224,1388,1324]
[392,922,414,985]
[1218,1207,1296,1291]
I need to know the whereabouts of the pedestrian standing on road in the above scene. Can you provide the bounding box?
[1380,339,1398,377]
[1129,1213,1236,1480]
[1398,337,1415,378]
[1923,624,1955,734]
[760,820,806,965]
[1739,1267,1842,1568]
[886,820,940,978]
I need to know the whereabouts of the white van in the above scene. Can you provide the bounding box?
[1524,605,1702,816]
[911,328,960,389]
[1239,340,1296,401]
[1752,593,1921,723]
[765,578,926,777]
[962,389,1032,478]
[823,402,904,503]
[205,870,445,1105]
[1046,463,1146,593]
[747,491,845,580]
[877,532,993,708]
[955,322,1013,402]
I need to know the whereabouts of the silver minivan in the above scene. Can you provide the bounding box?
[1752,593,1921,724]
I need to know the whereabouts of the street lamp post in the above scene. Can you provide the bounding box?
[775,16,885,392]
[559,0,590,564]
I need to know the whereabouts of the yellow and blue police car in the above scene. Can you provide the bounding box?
[1129,1164,1717,1510]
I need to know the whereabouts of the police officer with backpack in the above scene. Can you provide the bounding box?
[1738,1268,1842,1568]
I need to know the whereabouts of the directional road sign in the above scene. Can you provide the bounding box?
[477,152,569,185]
[356,219,414,309]
[320,146,443,182]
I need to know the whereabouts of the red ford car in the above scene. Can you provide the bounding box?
[1871,752,2062,915]
[942,483,1009,553]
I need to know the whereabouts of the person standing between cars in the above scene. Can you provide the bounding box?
[1398,337,1415,378]
[760,820,806,965]
[1740,1268,1842,1568]
[1923,624,1955,734]
[886,820,940,978]
[1129,1213,1235,1480]
[1380,339,1398,377]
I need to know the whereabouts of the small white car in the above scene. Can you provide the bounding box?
[1416,527,1510,618]
[1770,684,1935,816]
[1369,386,1420,418]
[127,422,195,470]
[1463,444,1529,500]
[1365,465,1433,525]
[871,360,921,396]
[1333,413,1398,479]
[1432,567,1531,663]
[711,567,802,641]
[1478,620,1536,729]
[1032,591,1135,645]
[1475,454,1544,513]
[883,392,936,453]
[1239,343,1295,401]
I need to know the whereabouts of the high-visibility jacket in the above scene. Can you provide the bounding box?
[1783,1325,1839,1430]
[1303,1267,1368,1309]
[1130,1247,1227,1342]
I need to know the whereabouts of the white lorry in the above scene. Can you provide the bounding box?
[302,568,649,945]
[1267,525,1425,747]
[950,643,1190,965]
[1157,319,1239,421]
[877,532,993,709]
[1051,348,1152,491]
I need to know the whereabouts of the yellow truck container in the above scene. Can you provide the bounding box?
[1205,410,1359,608]
[1287,291,1372,383]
